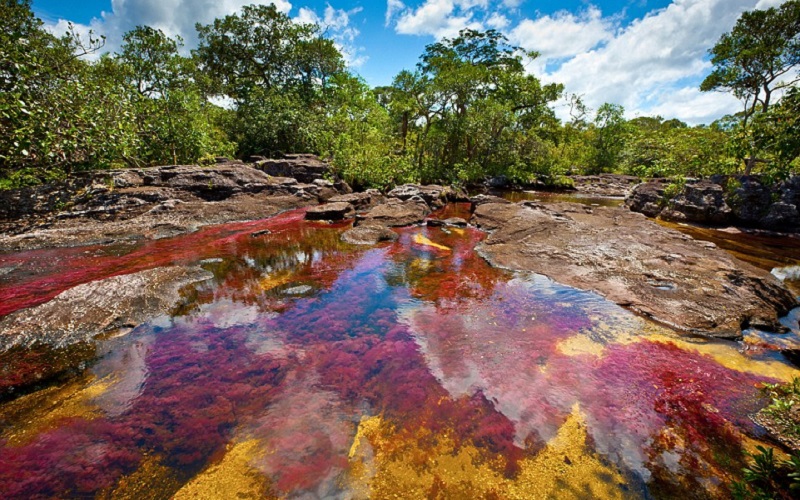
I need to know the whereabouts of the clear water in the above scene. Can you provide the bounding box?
[0,205,796,498]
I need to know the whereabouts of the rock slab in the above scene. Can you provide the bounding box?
[472,201,797,339]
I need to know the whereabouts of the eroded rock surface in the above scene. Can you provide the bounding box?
[0,164,351,251]
[472,201,797,339]
[387,184,469,210]
[341,225,399,245]
[355,199,431,227]
[304,202,354,221]
[0,266,212,352]
[627,175,800,232]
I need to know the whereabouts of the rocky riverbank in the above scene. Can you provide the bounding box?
[626,175,800,232]
[0,159,349,251]
[1,162,797,352]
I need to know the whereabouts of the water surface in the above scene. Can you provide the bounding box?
[0,206,796,498]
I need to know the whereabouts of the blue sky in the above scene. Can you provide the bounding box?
[32,0,787,124]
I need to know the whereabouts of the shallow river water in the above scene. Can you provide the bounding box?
[0,203,798,498]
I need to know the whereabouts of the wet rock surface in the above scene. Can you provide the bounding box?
[355,199,432,227]
[0,266,212,352]
[340,224,399,245]
[304,202,355,221]
[472,201,797,339]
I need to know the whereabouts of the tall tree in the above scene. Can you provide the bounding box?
[701,0,800,173]
[193,4,344,156]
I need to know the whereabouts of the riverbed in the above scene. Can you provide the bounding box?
[0,202,798,498]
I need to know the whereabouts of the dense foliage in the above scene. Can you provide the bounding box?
[1,0,798,190]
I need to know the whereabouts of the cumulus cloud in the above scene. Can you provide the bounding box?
[508,7,616,60]
[393,0,484,38]
[386,0,783,123]
[542,0,771,123]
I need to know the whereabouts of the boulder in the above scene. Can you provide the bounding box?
[427,217,468,227]
[355,199,430,227]
[713,175,771,224]
[762,202,800,231]
[387,184,469,210]
[304,202,355,221]
[341,225,399,245]
[660,180,732,225]
[254,154,331,184]
[472,201,797,339]
[328,189,386,211]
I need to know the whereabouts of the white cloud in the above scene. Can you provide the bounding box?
[509,7,615,60]
[393,0,483,38]
[386,0,406,26]
[533,0,780,124]
[486,12,510,30]
[96,0,293,50]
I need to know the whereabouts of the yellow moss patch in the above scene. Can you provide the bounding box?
[100,454,182,500]
[0,374,114,446]
[173,439,274,499]
[413,233,451,252]
[347,406,632,499]
[646,333,800,383]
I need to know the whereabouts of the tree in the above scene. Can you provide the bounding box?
[117,26,233,165]
[193,4,345,156]
[589,103,627,173]
[390,29,563,183]
[0,0,114,183]
[701,0,800,173]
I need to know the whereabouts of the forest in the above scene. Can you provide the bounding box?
[1,0,799,191]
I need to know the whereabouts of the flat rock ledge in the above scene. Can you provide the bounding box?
[0,266,212,352]
[341,224,399,245]
[472,201,798,339]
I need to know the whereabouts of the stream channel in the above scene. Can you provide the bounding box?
[0,194,799,498]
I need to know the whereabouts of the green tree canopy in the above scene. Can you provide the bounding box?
[701,0,800,119]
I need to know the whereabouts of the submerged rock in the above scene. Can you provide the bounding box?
[472,201,797,339]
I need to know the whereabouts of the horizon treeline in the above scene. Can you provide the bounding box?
[1,0,798,190]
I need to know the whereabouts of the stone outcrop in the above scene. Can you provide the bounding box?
[572,174,640,197]
[254,153,342,186]
[627,175,800,232]
[341,225,399,245]
[328,189,386,211]
[659,180,732,225]
[0,164,356,251]
[355,199,431,227]
[472,201,797,339]
[304,202,355,221]
[387,184,469,210]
